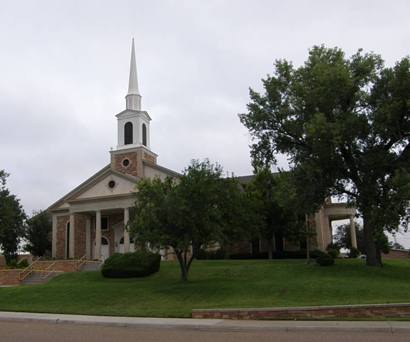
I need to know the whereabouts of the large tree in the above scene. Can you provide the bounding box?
[0,170,26,264]
[240,46,410,267]
[25,210,52,257]
[130,160,249,281]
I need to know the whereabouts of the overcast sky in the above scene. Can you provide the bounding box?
[1,0,409,246]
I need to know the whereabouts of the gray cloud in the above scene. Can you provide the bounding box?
[1,0,409,246]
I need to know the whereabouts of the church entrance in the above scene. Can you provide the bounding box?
[101,236,110,260]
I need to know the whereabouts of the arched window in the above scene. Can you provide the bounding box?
[142,123,147,146]
[124,122,133,145]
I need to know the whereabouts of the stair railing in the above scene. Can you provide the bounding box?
[41,261,57,280]
[19,257,41,281]
[76,255,87,271]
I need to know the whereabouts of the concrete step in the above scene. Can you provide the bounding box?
[21,271,62,285]
[80,262,102,272]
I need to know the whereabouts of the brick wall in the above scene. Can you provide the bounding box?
[112,152,139,177]
[74,214,87,258]
[56,216,69,259]
[192,303,410,320]
[33,260,80,272]
[0,270,21,285]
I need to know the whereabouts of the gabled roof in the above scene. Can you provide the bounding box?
[47,165,139,212]
[142,160,182,178]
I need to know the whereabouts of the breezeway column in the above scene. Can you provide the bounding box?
[123,207,130,253]
[95,210,102,260]
[350,215,358,249]
[85,217,91,259]
[69,214,75,258]
[52,215,57,258]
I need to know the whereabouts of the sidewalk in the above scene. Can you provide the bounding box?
[0,311,410,333]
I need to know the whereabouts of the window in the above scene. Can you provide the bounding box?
[142,123,147,146]
[124,122,133,145]
[101,217,109,231]
[122,159,130,167]
[101,237,109,245]
[120,236,135,244]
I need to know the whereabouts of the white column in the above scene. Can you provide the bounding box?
[69,214,75,259]
[52,215,57,258]
[123,207,130,253]
[95,210,102,260]
[350,215,358,249]
[85,217,91,259]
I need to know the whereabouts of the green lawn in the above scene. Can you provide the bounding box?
[0,259,410,318]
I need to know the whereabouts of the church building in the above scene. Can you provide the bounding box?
[48,40,180,260]
[48,40,358,261]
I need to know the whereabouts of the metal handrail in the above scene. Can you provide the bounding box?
[40,261,57,279]
[76,255,87,271]
[19,257,41,281]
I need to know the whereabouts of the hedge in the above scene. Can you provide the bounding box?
[101,251,161,278]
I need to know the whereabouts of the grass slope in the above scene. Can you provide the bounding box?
[0,259,410,317]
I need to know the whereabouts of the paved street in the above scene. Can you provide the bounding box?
[1,320,410,342]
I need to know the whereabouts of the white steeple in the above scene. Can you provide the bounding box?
[115,39,152,151]
[125,38,141,110]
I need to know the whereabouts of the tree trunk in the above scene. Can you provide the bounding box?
[274,232,284,258]
[305,215,311,264]
[175,251,189,282]
[363,212,382,267]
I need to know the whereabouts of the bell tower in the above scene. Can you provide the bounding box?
[111,39,157,178]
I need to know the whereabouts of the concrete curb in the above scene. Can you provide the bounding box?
[0,311,410,333]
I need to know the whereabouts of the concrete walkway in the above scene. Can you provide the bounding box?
[0,311,410,333]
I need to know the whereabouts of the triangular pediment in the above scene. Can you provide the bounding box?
[74,173,137,200]
[48,165,139,211]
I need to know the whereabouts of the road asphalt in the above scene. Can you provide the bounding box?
[0,312,410,341]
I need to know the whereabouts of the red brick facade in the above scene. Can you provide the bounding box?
[112,151,139,177]
[192,303,410,320]
[56,215,69,259]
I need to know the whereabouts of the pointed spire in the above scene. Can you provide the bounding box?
[125,38,141,110]
[128,38,139,95]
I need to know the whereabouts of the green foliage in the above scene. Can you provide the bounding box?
[196,248,227,260]
[17,259,29,268]
[0,170,26,264]
[334,223,365,254]
[6,258,28,269]
[239,45,410,267]
[24,210,52,257]
[349,247,360,258]
[101,252,160,278]
[245,169,294,258]
[131,160,250,281]
[326,243,340,258]
[316,253,335,266]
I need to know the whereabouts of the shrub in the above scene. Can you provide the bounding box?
[316,253,335,266]
[327,249,339,259]
[326,243,340,258]
[196,248,226,260]
[17,259,29,268]
[101,251,161,278]
[7,259,18,268]
[349,247,360,258]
